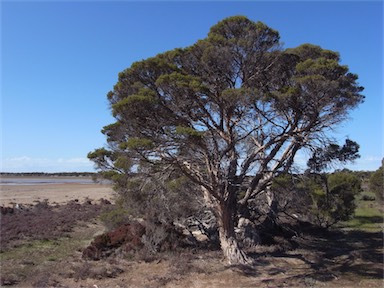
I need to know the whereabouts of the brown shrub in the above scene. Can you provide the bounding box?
[82,221,145,260]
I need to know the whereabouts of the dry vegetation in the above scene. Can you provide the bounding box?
[0,195,382,288]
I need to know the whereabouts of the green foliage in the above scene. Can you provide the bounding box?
[99,170,120,181]
[175,126,203,138]
[99,205,131,230]
[307,139,360,172]
[296,58,348,79]
[369,162,383,201]
[208,16,279,49]
[112,92,158,118]
[310,171,362,228]
[114,156,132,171]
[124,138,154,150]
[270,173,292,189]
[110,170,201,225]
[286,43,340,61]
[87,148,113,161]
[156,73,204,91]
[328,172,361,195]
[165,176,188,191]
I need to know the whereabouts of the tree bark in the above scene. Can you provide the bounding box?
[237,217,260,249]
[263,188,279,229]
[217,200,252,265]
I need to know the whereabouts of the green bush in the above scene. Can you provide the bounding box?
[369,163,383,202]
[310,171,362,228]
[99,205,131,230]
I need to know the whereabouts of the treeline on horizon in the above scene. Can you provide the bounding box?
[0,169,377,178]
[0,172,96,177]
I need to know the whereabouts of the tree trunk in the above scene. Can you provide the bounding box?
[263,188,278,229]
[237,217,260,249]
[217,200,252,265]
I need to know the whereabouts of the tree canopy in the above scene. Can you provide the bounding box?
[89,16,364,264]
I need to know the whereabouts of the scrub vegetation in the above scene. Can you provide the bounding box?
[0,169,382,287]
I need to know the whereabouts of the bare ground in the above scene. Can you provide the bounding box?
[1,200,383,288]
[0,181,114,207]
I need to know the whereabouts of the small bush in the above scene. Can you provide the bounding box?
[361,194,376,201]
[82,221,145,260]
[99,205,131,230]
[305,171,362,228]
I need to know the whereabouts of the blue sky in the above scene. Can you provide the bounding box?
[1,1,383,172]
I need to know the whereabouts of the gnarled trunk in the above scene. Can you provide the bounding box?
[219,232,251,265]
[217,200,252,265]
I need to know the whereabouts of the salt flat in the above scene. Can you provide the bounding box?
[0,179,114,206]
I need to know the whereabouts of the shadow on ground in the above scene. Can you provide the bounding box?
[240,228,384,286]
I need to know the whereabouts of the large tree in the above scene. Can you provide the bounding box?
[89,16,364,264]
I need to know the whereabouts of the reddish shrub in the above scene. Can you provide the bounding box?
[82,222,145,260]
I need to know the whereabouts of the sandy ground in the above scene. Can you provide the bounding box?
[0,182,115,207]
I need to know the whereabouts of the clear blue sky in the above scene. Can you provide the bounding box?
[1,1,383,172]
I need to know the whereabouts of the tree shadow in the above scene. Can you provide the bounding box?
[353,215,383,224]
[244,226,383,284]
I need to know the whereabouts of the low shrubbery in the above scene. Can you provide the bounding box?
[0,199,112,251]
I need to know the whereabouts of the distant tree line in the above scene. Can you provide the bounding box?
[0,172,96,177]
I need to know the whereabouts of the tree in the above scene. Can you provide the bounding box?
[308,171,362,228]
[89,16,364,264]
[369,160,383,202]
[306,139,360,173]
[305,139,362,228]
